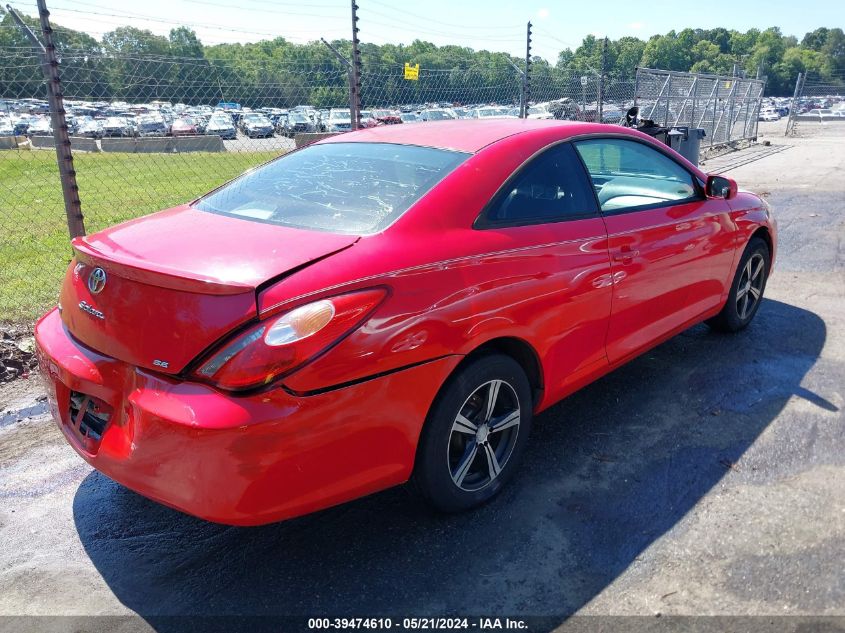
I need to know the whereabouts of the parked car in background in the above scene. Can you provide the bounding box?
[600,108,626,124]
[205,113,237,139]
[526,104,554,120]
[34,120,776,526]
[287,111,316,134]
[274,113,293,137]
[371,109,402,125]
[0,118,14,137]
[420,108,457,121]
[805,108,833,118]
[470,106,512,119]
[327,108,353,132]
[136,116,169,137]
[171,117,199,136]
[758,109,780,122]
[306,110,323,131]
[77,119,104,139]
[102,117,136,138]
[192,113,210,135]
[26,117,52,136]
[399,112,421,123]
[318,109,330,129]
[12,115,36,136]
[241,113,275,138]
[359,110,381,128]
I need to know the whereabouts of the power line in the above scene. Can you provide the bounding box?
[365,0,518,31]
[22,1,527,50]
[18,4,346,41]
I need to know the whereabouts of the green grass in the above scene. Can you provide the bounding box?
[0,149,279,324]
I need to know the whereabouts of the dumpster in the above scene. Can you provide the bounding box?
[668,126,706,166]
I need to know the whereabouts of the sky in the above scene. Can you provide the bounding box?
[8,0,842,62]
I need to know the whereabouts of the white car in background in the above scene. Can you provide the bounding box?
[419,108,457,121]
[758,109,780,122]
[469,106,519,119]
[327,108,353,132]
[526,103,555,119]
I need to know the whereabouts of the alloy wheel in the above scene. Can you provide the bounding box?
[447,379,521,492]
[736,252,766,320]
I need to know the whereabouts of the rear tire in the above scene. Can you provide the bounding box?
[707,237,770,333]
[412,354,533,513]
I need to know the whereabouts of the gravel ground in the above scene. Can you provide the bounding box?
[0,119,842,632]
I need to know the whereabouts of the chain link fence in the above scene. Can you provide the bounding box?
[785,70,845,136]
[1,41,762,342]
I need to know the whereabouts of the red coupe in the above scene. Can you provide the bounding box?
[35,120,776,525]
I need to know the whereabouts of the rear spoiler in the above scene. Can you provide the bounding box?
[72,237,254,296]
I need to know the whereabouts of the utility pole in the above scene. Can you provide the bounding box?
[598,36,608,123]
[6,1,84,238]
[520,21,532,119]
[350,0,362,130]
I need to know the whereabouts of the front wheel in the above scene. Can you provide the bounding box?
[412,354,533,513]
[707,237,771,332]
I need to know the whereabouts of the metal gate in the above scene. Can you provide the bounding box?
[634,68,766,146]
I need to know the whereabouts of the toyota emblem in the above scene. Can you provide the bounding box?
[87,267,107,294]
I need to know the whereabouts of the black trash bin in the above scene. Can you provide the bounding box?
[668,126,706,166]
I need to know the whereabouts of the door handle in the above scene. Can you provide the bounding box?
[612,248,639,263]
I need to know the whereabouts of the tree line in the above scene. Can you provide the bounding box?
[1,7,843,108]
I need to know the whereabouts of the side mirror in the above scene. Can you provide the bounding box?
[706,174,738,200]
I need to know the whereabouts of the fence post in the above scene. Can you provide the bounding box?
[520,21,532,118]
[37,0,84,238]
[598,36,607,124]
[689,77,698,128]
[664,74,672,127]
[349,0,362,130]
[632,67,639,111]
[6,1,84,238]
[726,80,737,142]
[754,77,767,139]
[710,86,719,147]
[785,72,803,136]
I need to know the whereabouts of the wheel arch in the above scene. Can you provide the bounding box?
[458,336,545,409]
[749,226,773,257]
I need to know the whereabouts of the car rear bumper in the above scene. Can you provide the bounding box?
[35,308,459,525]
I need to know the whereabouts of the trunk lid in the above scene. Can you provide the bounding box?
[60,205,358,374]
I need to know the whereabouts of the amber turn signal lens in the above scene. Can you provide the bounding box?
[264,299,335,346]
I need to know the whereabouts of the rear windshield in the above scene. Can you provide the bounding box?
[194,142,470,233]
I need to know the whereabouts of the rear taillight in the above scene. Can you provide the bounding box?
[192,288,387,391]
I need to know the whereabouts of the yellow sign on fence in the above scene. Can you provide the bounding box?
[404,63,420,81]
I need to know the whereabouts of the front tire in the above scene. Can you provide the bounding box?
[413,354,533,513]
[707,237,770,332]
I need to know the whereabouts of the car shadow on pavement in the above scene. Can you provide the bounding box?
[73,299,830,630]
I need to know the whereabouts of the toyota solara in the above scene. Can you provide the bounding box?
[35,119,776,525]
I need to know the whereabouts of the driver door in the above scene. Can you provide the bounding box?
[573,137,736,364]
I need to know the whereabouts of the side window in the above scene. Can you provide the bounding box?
[482,143,598,226]
[574,138,699,213]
